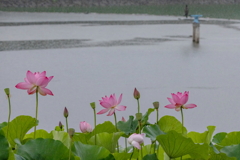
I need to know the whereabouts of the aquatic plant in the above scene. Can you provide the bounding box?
[0,70,239,160]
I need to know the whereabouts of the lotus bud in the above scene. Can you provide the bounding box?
[133,88,140,100]
[153,101,159,109]
[63,107,68,118]
[80,121,93,133]
[122,117,126,122]
[135,113,142,121]
[59,121,63,130]
[90,102,96,109]
[127,133,144,149]
[4,88,10,97]
[68,128,75,138]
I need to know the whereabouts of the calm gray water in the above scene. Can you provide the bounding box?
[1,12,240,137]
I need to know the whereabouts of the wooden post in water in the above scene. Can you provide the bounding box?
[190,15,202,43]
[192,23,200,43]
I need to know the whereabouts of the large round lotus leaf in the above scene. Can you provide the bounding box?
[219,132,240,146]
[0,134,9,160]
[142,124,165,141]
[16,138,71,160]
[117,116,138,136]
[158,115,187,135]
[188,126,215,144]
[2,115,36,148]
[221,144,240,160]
[89,132,123,153]
[72,141,110,160]
[157,130,208,159]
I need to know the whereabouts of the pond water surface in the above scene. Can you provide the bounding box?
[1,12,240,137]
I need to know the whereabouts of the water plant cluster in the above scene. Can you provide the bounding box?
[1,70,240,160]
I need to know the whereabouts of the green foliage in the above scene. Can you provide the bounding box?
[212,132,227,144]
[143,124,165,141]
[209,152,236,160]
[221,144,240,160]
[24,129,52,140]
[188,126,215,144]
[158,115,187,135]
[2,115,36,148]
[117,116,138,136]
[157,130,208,159]
[143,153,158,160]
[89,132,124,153]
[219,131,240,146]
[51,130,71,148]
[16,138,71,160]
[141,108,155,126]
[0,134,9,160]
[72,141,111,160]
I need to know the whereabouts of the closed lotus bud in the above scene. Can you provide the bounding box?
[80,121,93,133]
[128,133,144,149]
[68,128,75,138]
[153,101,159,109]
[122,117,126,122]
[63,107,68,118]
[133,88,140,100]
[59,121,63,130]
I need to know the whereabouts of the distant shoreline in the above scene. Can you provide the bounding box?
[1,4,240,20]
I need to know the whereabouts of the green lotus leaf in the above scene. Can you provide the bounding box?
[0,134,9,160]
[141,108,155,125]
[212,132,227,144]
[73,132,91,144]
[89,132,123,153]
[51,130,71,148]
[2,115,36,148]
[0,122,7,130]
[188,126,215,144]
[209,152,236,160]
[90,121,116,136]
[156,130,208,159]
[72,141,110,160]
[98,154,115,160]
[16,138,71,160]
[113,152,137,160]
[143,124,165,141]
[220,144,240,160]
[143,153,158,160]
[158,115,187,135]
[219,132,240,146]
[117,116,138,136]
[24,129,52,140]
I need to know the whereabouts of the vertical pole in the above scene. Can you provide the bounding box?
[195,23,200,43]
[192,23,196,42]
[193,23,200,43]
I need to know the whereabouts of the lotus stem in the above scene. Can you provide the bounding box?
[137,99,140,113]
[129,147,135,160]
[5,88,11,139]
[113,112,119,152]
[180,107,184,135]
[125,137,127,153]
[34,88,39,139]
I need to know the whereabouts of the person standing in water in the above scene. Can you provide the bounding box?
[184,5,189,18]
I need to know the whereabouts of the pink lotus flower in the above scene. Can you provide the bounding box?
[97,94,127,116]
[165,91,197,111]
[128,133,144,149]
[15,70,54,96]
[80,121,93,133]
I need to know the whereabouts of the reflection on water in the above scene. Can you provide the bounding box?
[1,13,240,136]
